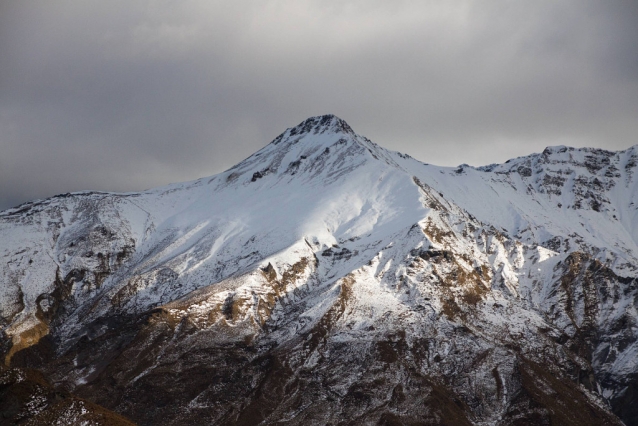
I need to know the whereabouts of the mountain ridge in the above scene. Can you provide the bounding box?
[3,114,636,215]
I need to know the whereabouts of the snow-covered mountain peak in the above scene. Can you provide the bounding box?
[281,114,355,139]
[217,115,401,189]
[2,117,638,425]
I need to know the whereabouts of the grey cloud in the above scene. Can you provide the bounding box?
[1,0,637,210]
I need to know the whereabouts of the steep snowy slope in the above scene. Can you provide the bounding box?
[1,115,637,425]
[408,145,638,274]
[0,115,426,353]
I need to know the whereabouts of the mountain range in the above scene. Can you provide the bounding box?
[1,115,637,425]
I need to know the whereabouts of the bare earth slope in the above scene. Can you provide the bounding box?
[1,115,637,425]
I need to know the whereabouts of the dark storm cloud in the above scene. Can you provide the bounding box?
[1,0,637,210]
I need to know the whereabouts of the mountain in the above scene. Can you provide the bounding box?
[1,115,637,425]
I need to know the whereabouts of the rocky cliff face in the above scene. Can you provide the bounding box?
[1,115,637,425]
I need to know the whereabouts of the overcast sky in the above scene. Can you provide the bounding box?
[1,1,637,210]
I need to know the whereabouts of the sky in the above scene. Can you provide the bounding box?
[1,1,637,211]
